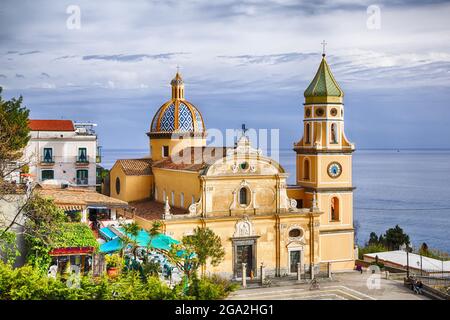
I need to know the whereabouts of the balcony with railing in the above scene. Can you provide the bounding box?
[75,155,91,165]
[40,155,55,165]
[96,146,102,163]
[76,178,89,185]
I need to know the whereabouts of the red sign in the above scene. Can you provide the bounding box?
[49,247,94,256]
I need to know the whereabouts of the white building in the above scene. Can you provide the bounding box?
[24,120,101,188]
[364,250,450,276]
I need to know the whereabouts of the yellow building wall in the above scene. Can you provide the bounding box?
[205,177,279,216]
[153,168,201,208]
[109,164,153,202]
[150,137,206,161]
[319,231,355,271]
[134,213,320,277]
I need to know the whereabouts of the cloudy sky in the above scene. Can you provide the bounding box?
[1,0,450,151]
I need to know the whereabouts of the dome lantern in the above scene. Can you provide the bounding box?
[171,71,184,100]
[149,72,205,136]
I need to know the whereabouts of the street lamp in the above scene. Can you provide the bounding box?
[405,245,412,279]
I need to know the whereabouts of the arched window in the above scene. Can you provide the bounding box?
[305,123,311,144]
[304,159,310,180]
[331,123,338,144]
[239,187,249,206]
[115,177,120,195]
[331,197,340,221]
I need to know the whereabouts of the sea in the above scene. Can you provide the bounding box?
[101,149,450,253]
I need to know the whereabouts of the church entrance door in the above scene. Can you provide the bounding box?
[289,250,301,273]
[236,245,253,278]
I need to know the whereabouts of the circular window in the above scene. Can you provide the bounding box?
[330,108,338,116]
[115,177,121,195]
[240,162,249,170]
[289,228,303,238]
[315,108,325,117]
[305,108,311,118]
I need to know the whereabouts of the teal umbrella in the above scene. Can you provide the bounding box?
[99,228,180,253]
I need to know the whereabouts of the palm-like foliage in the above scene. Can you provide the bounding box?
[120,222,140,261]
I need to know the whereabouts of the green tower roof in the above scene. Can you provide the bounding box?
[304,56,343,103]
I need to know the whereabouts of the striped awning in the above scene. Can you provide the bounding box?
[58,204,85,211]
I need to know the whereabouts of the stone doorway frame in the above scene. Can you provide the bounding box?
[231,236,259,280]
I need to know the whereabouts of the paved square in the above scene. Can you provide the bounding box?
[228,271,430,300]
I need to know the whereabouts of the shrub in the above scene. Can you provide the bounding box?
[188,274,238,300]
[358,243,388,260]
[105,254,123,269]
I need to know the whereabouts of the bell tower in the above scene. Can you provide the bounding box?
[294,51,356,271]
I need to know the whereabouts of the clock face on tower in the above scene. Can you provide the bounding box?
[327,162,342,178]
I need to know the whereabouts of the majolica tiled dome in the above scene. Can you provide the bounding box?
[150,72,205,134]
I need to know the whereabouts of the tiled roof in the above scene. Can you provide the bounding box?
[37,185,129,208]
[28,119,75,131]
[304,56,343,99]
[116,158,153,176]
[130,199,188,220]
[152,147,229,172]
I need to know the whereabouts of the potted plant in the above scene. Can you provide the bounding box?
[105,253,122,277]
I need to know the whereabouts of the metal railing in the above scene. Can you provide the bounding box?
[40,155,55,164]
[75,156,90,164]
[76,178,89,185]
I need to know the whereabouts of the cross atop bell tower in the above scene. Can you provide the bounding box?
[321,40,327,57]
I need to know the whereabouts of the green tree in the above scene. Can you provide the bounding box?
[22,195,68,271]
[419,242,429,255]
[120,221,140,262]
[368,232,379,246]
[0,87,30,180]
[384,224,410,250]
[182,227,225,276]
[0,231,19,265]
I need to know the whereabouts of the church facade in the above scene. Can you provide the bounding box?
[109,54,356,278]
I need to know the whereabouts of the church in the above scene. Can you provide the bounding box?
[109,53,356,278]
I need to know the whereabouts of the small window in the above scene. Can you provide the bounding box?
[43,148,53,163]
[171,191,175,206]
[305,108,311,118]
[296,199,303,209]
[239,187,249,206]
[77,147,88,162]
[162,146,169,157]
[304,159,310,180]
[76,169,88,185]
[330,123,338,144]
[330,108,338,116]
[289,228,303,238]
[315,108,325,117]
[331,197,340,221]
[180,192,184,207]
[240,162,249,170]
[191,195,195,205]
[41,169,54,181]
[305,123,310,144]
[115,177,121,195]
